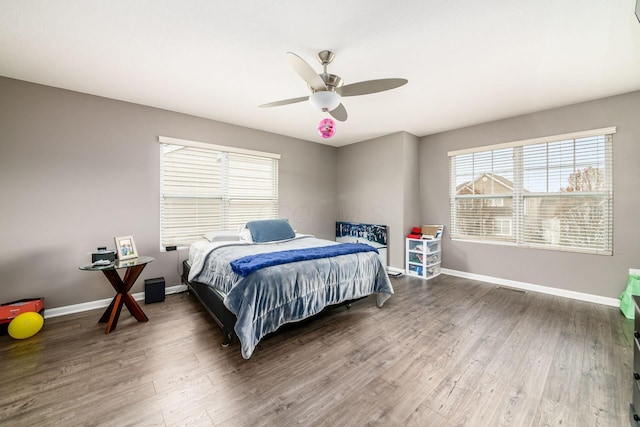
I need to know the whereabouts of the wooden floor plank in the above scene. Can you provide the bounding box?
[0,274,633,426]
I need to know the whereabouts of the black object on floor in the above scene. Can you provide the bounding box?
[144,277,165,304]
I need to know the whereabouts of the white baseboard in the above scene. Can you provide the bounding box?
[43,267,622,319]
[43,284,188,319]
[440,268,620,308]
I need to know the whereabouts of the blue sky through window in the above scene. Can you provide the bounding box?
[455,136,606,194]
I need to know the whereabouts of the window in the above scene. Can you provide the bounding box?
[449,127,614,255]
[494,218,512,236]
[159,136,279,247]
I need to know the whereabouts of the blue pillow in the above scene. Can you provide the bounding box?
[246,219,295,243]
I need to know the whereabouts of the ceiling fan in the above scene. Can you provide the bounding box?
[259,50,408,122]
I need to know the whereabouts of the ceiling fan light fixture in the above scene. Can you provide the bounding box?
[260,51,406,125]
[309,91,341,112]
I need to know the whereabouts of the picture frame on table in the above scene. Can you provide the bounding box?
[114,235,138,260]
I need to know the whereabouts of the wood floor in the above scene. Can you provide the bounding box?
[0,274,633,426]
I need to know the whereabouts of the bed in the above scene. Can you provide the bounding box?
[181,219,394,359]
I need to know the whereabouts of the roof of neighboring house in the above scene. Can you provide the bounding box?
[456,173,515,195]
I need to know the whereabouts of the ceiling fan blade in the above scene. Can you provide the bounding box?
[259,96,309,108]
[286,52,327,92]
[336,78,408,97]
[329,103,348,122]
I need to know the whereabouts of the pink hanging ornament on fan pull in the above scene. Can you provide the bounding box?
[317,118,336,138]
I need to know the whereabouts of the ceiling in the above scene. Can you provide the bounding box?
[1,1,640,147]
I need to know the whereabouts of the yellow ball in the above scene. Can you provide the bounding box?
[8,311,44,339]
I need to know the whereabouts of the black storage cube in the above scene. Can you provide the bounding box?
[145,277,165,304]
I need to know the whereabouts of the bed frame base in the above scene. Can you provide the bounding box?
[182,260,364,351]
[182,260,240,346]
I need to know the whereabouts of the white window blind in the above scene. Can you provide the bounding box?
[160,137,279,247]
[449,127,614,255]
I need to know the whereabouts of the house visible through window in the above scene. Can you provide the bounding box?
[494,217,512,236]
[159,136,279,247]
[449,127,615,255]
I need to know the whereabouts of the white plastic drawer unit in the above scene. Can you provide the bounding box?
[405,237,441,280]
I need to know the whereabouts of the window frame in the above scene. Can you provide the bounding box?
[159,136,280,249]
[448,127,615,255]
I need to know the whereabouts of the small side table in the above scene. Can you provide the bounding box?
[79,256,154,333]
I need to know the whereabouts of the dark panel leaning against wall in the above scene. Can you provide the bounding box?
[419,90,640,300]
[0,76,337,309]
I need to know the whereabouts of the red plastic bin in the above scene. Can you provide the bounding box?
[0,298,45,335]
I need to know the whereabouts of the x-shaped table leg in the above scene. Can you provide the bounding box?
[98,263,149,333]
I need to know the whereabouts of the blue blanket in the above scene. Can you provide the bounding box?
[230,243,378,277]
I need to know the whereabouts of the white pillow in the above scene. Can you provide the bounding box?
[238,226,253,242]
[202,230,241,242]
[237,223,255,242]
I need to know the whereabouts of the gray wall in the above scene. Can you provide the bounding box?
[420,90,640,299]
[402,133,421,244]
[0,77,337,308]
[336,132,420,268]
[3,74,637,309]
